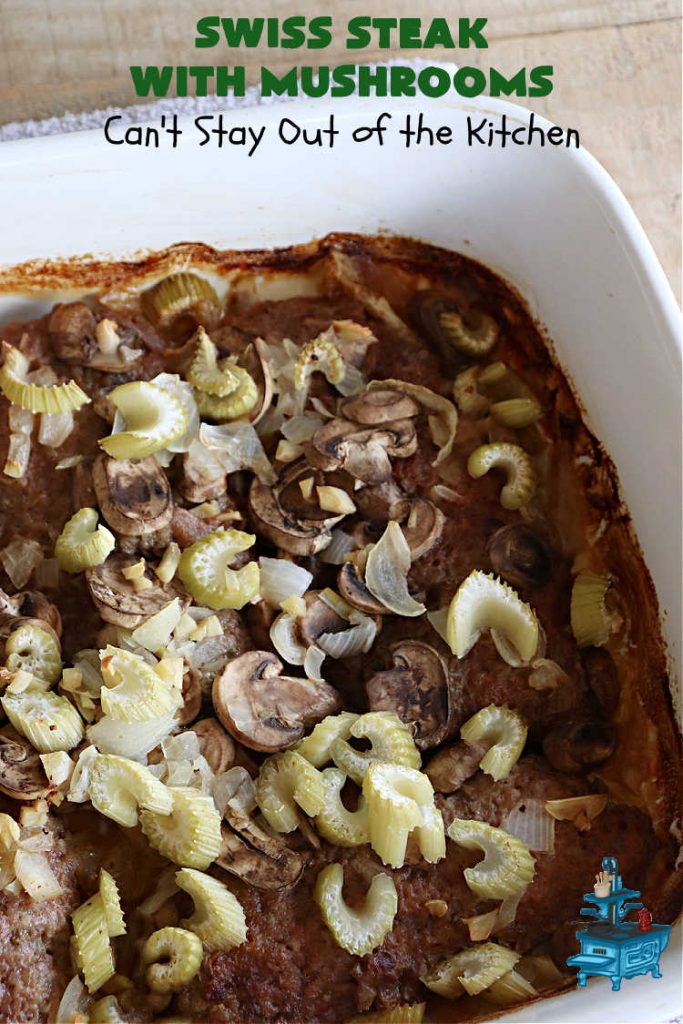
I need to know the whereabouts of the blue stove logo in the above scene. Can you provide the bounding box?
[566,856,671,992]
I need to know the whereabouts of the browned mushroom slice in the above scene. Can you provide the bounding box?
[216,814,305,890]
[86,552,189,629]
[354,479,410,522]
[487,523,553,589]
[212,651,341,752]
[340,389,419,425]
[402,498,445,561]
[189,718,236,774]
[48,302,97,364]
[92,454,173,537]
[366,641,452,749]
[0,727,53,800]
[248,477,342,557]
[337,562,388,616]
[307,417,417,484]
[425,740,486,793]
[542,716,617,774]
[10,592,62,638]
[298,592,348,648]
[582,647,620,718]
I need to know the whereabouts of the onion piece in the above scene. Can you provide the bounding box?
[55,975,91,1024]
[368,379,458,466]
[0,537,43,588]
[199,421,275,485]
[270,612,307,666]
[304,645,326,682]
[87,714,176,761]
[67,745,99,803]
[463,893,522,941]
[4,429,32,479]
[317,617,377,659]
[280,414,323,444]
[365,522,425,618]
[427,607,449,644]
[318,529,356,565]
[503,799,555,852]
[39,411,74,448]
[544,794,608,832]
[14,849,62,900]
[213,766,257,817]
[258,557,313,607]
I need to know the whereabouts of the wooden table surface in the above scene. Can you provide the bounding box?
[0,1,679,301]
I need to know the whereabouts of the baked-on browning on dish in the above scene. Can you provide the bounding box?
[0,234,679,1023]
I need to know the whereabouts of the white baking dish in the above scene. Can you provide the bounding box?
[0,95,680,1023]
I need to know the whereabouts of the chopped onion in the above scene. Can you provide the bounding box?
[40,751,74,787]
[0,537,43,588]
[336,363,366,397]
[39,411,74,448]
[463,893,522,941]
[309,397,335,419]
[199,421,276,485]
[544,794,608,831]
[4,430,32,479]
[8,405,33,434]
[213,766,257,817]
[87,714,176,761]
[162,731,200,761]
[304,644,326,682]
[427,607,449,644]
[317,617,377,659]
[504,799,555,852]
[55,455,83,470]
[528,658,569,691]
[365,522,425,617]
[55,975,91,1024]
[14,849,62,900]
[72,650,104,695]
[138,867,179,916]
[280,414,323,444]
[429,483,464,504]
[165,760,195,787]
[318,529,357,565]
[258,557,313,607]
[368,379,458,465]
[232,269,323,304]
[270,612,307,666]
[67,745,99,802]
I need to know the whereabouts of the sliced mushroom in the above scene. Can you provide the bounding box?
[216,814,305,890]
[354,479,411,522]
[402,498,445,561]
[582,647,620,718]
[189,718,235,774]
[92,454,173,537]
[337,561,388,616]
[543,716,617,774]
[366,640,452,749]
[340,389,419,425]
[298,592,348,648]
[307,417,417,483]
[87,315,143,373]
[0,727,53,800]
[48,302,97,364]
[183,618,253,700]
[425,740,486,793]
[212,650,341,752]
[248,476,343,556]
[3,592,62,638]
[487,524,552,590]
[86,552,190,629]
